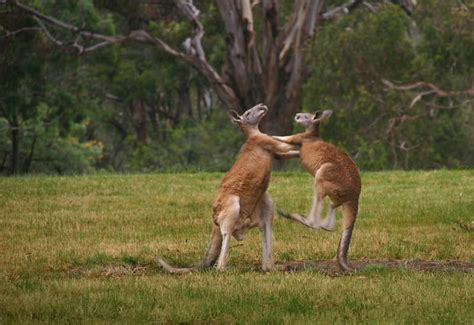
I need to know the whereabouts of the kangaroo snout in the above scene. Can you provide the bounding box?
[294,113,305,122]
[252,103,267,111]
[258,103,268,112]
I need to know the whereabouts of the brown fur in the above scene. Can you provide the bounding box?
[158,104,293,273]
[274,110,361,271]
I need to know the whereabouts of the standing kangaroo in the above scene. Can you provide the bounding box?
[158,103,296,273]
[274,110,361,271]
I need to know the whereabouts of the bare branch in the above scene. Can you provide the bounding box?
[279,0,324,65]
[362,1,377,13]
[175,0,205,60]
[32,16,63,46]
[383,79,474,106]
[3,0,241,113]
[398,141,419,152]
[322,0,363,20]
[0,24,41,39]
[6,1,191,58]
[105,93,123,102]
[8,0,80,33]
[321,0,416,19]
[6,0,130,53]
[215,0,262,107]
[386,114,418,136]
[241,0,256,47]
[409,90,436,108]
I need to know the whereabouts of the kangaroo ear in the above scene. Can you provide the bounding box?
[313,111,322,121]
[313,110,333,122]
[229,110,242,124]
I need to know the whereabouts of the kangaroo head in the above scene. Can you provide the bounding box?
[295,110,333,134]
[229,103,268,134]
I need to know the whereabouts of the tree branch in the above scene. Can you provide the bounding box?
[145,1,241,111]
[32,16,63,46]
[6,0,131,53]
[322,0,363,20]
[175,0,205,60]
[279,0,324,65]
[5,0,240,111]
[0,24,41,39]
[383,79,474,107]
[215,1,250,101]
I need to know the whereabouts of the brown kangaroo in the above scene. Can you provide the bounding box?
[274,110,361,271]
[158,103,296,273]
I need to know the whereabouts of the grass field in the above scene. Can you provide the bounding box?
[0,170,473,323]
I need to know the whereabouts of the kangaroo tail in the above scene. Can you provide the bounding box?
[157,257,196,274]
[337,200,358,272]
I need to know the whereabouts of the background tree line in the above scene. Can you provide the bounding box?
[0,0,473,175]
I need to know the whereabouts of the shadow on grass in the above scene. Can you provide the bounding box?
[275,259,473,276]
[62,258,473,278]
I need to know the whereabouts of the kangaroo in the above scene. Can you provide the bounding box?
[158,103,297,273]
[273,110,361,271]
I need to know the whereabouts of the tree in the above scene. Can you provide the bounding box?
[303,0,473,169]
[0,1,107,174]
[0,0,416,136]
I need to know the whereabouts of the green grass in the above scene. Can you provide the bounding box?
[0,170,473,323]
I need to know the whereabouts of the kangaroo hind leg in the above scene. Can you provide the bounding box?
[319,202,337,232]
[258,193,274,271]
[306,181,325,228]
[312,163,342,231]
[337,200,358,271]
[158,222,223,273]
[201,224,223,268]
[277,178,323,230]
[216,195,240,271]
[281,171,326,230]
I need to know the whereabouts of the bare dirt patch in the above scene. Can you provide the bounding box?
[275,259,473,276]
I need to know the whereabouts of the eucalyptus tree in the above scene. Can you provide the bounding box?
[1,0,416,135]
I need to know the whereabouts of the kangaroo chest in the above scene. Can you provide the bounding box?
[300,140,328,176]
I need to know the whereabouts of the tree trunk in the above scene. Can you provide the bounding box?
[211,0,324,136]
[0,153,7,173]
[177,76,193,120]
[22,132,37,173]
[129,100,147,145]
[261,94,303,136]
[10,117,20,175]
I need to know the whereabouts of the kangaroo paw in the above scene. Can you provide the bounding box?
[277,209,321,230]
[320,220,336,232]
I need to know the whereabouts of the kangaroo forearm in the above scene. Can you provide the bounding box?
[274,150,300,160]
[258,134,294,153]
[273,133,305,145]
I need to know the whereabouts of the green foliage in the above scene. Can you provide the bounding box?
[1,0,473,173]
[304,2,474,170]
[0,0,113,174]
[128,109,242,172]
[416,0,474,80]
